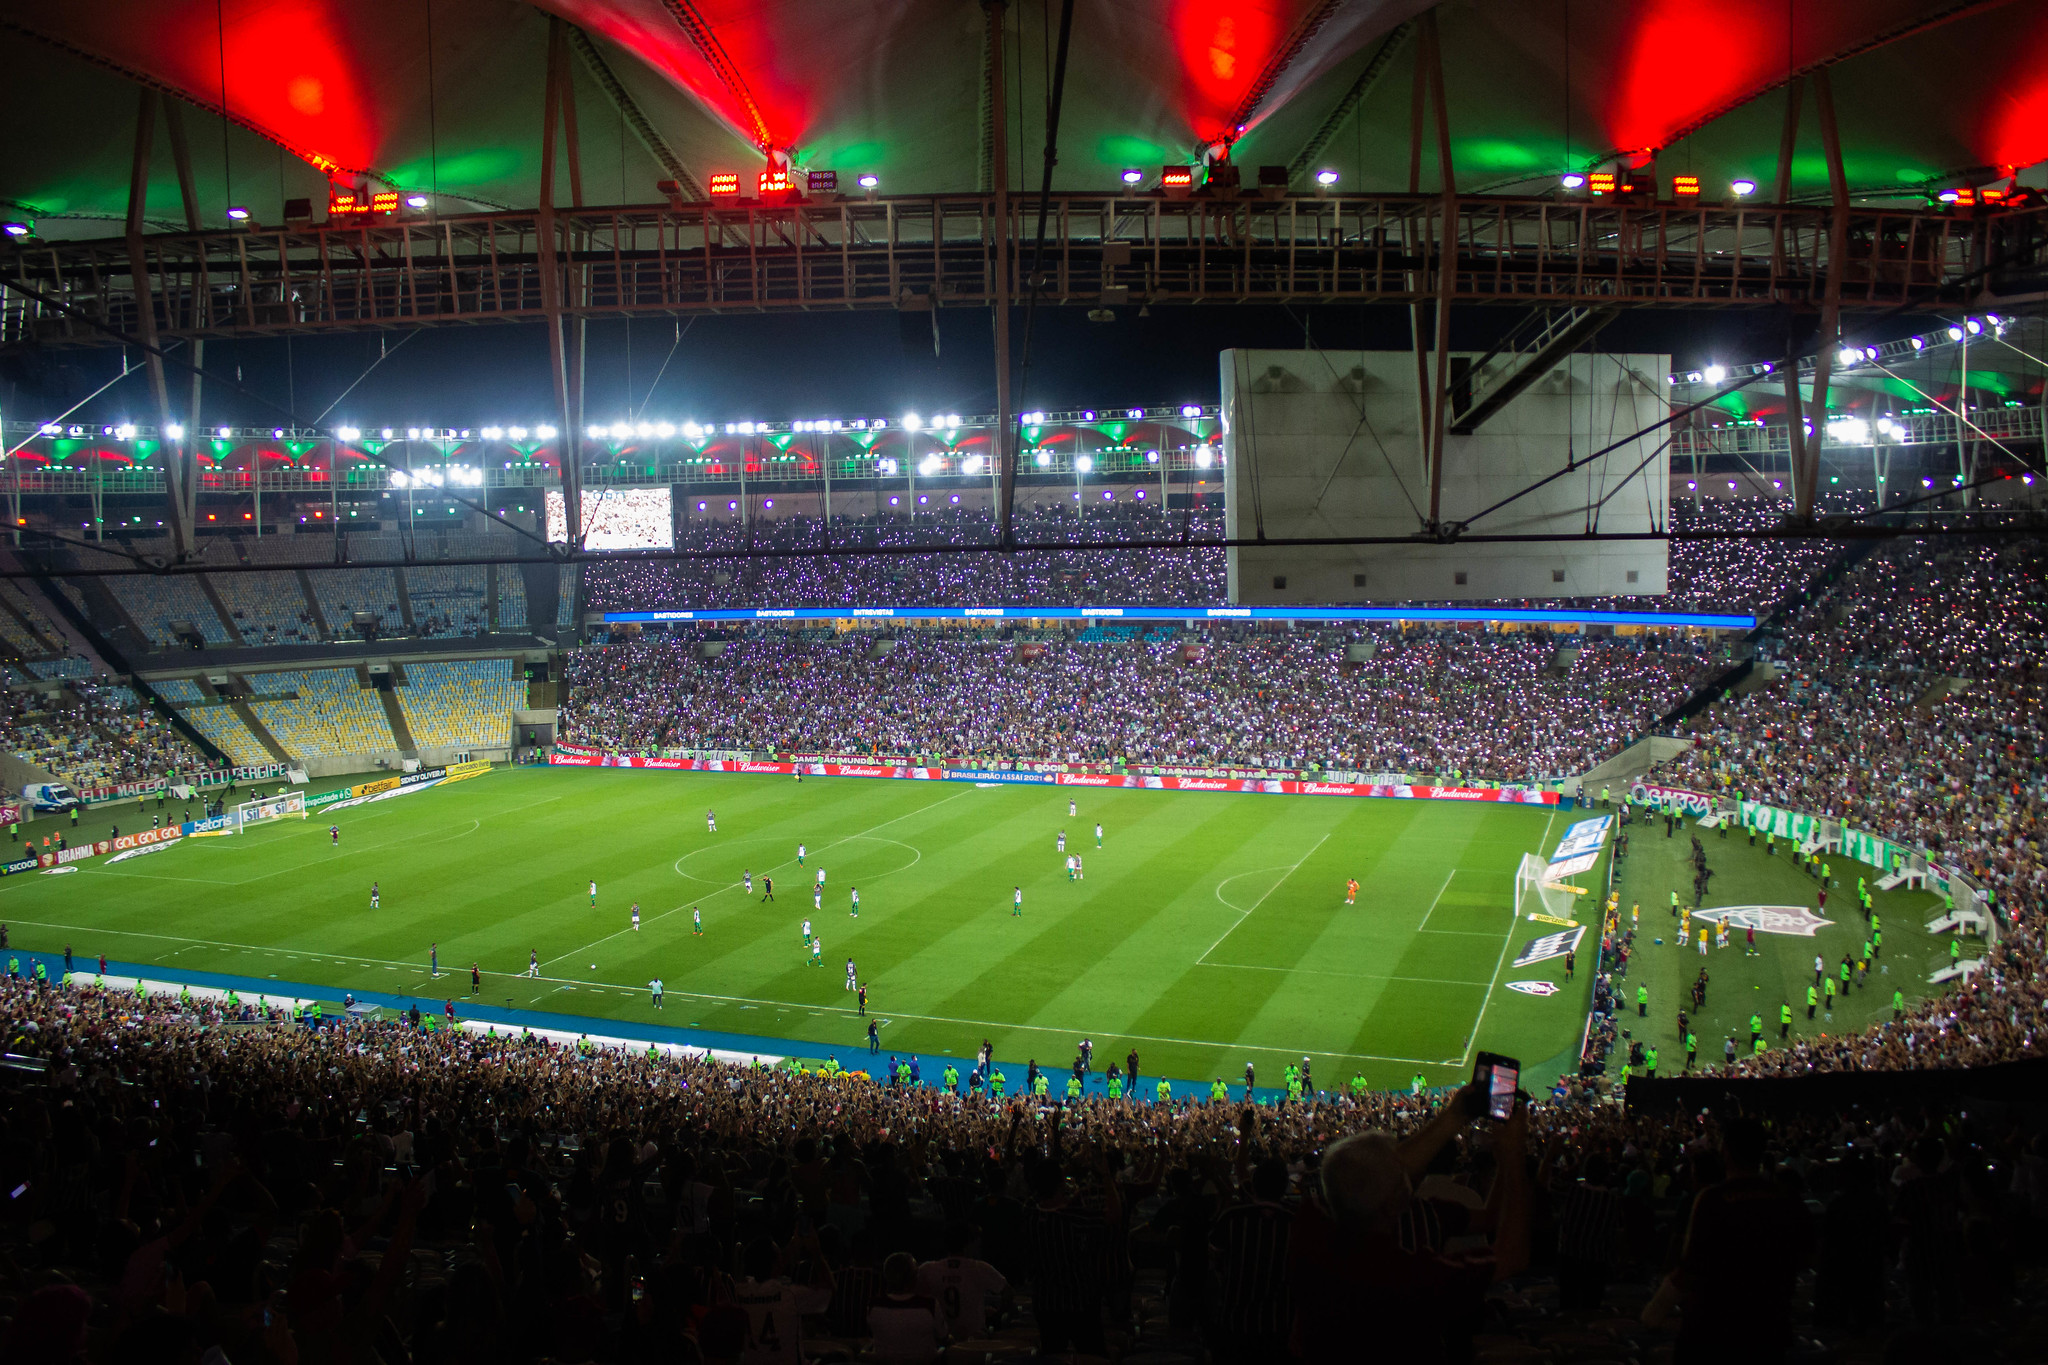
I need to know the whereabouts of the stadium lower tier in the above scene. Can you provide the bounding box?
[4,750,2038,1363]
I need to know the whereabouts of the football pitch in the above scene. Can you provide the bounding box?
[3,766,1594,1089]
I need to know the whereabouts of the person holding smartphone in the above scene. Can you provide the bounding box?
[1289,1076,1529,1362]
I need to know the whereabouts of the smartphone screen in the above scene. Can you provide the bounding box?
[1473,1051,1520,1120]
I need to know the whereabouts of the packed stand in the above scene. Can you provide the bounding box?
[582,497,1843,618]
[561,627,1714,780]
[584,504,1229,610]
[3,971,2044,1365]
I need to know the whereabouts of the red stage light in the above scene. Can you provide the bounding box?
[1672,175,1700,197]
[758,169,791,196]
[370,191,399,215]
[1160,166,1195,188]
[708,173,740,197]
[1588,172,1616,195]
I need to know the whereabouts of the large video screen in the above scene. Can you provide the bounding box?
[546,487,674,550]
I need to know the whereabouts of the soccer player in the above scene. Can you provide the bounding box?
[803,918,813,945]
[761,875,775,903]
[650,978,663,1008]
[1013,886,1023,916]
[845,957,857,990]
[857,983,869,1016]
[470,963,481,996]
[428,939,436,976]
[797,843,806,866]
[744,870,753,895]
[1095,822,1103,848]
[1075,856,1084,882]
[1065,854,1076,881]
[372,882,381,910]
[1070,798,1077,817]
[631,904,641,932]
[1344,877,1358,905]
[528,949,539,978]
[850,886,860,918]
[1057,829,1066,854]
[692,906,703,936]
[814,886,824,912]
[589,879,597,907]
[329,824,339,846]
[810,937,823,966]
[706,809,717,832]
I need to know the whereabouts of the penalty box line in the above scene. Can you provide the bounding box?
[1458,805,1565,1066]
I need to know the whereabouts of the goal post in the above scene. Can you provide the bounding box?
[1514,852,1584,922]
[234,791,308,832]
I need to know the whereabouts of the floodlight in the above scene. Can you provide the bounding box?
[1730,179,1757,196]
[1559,173,1586,189]
[1315,169,1339,186]
[225,206,251,221]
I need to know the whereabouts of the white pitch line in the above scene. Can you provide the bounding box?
[1196,962,1493,987]
[1416,868,1457,930]
[2,914,1450,1066]
[1456,808,1566,1066]
[1196,832,1330,965]
[547,788,970,967]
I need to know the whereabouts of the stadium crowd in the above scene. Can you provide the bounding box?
[560,629,1718,780]
[0,679,204,792]
[1657,536,2048,945]
[2,970,2040,1365]
[580,496,1842,617]
[584,504,1228,611]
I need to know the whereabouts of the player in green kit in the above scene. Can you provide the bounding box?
[692,906,703,936]
[1013,886,1022,916]
[850,886,860,918]
[810,937,822,966]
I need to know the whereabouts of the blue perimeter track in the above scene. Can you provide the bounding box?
[3,950,1353,1106]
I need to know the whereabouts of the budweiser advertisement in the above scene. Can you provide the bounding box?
[555,750,1557,803]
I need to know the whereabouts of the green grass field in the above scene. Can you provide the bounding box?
[1611,814,1953,1069]
[4,767,1599,1088]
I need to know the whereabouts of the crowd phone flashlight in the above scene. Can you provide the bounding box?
[1471,1051,1520,1120]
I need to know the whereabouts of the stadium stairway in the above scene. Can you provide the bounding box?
[294,569,331,637]
[194,572,242,641]
[376,667,418,751]
[392,566,417,631]
[221,688,292,763]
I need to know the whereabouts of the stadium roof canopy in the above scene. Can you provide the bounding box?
[0,0,2042,237]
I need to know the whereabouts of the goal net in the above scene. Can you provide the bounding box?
[234,791,308,831]
[1514,853,1585,922]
